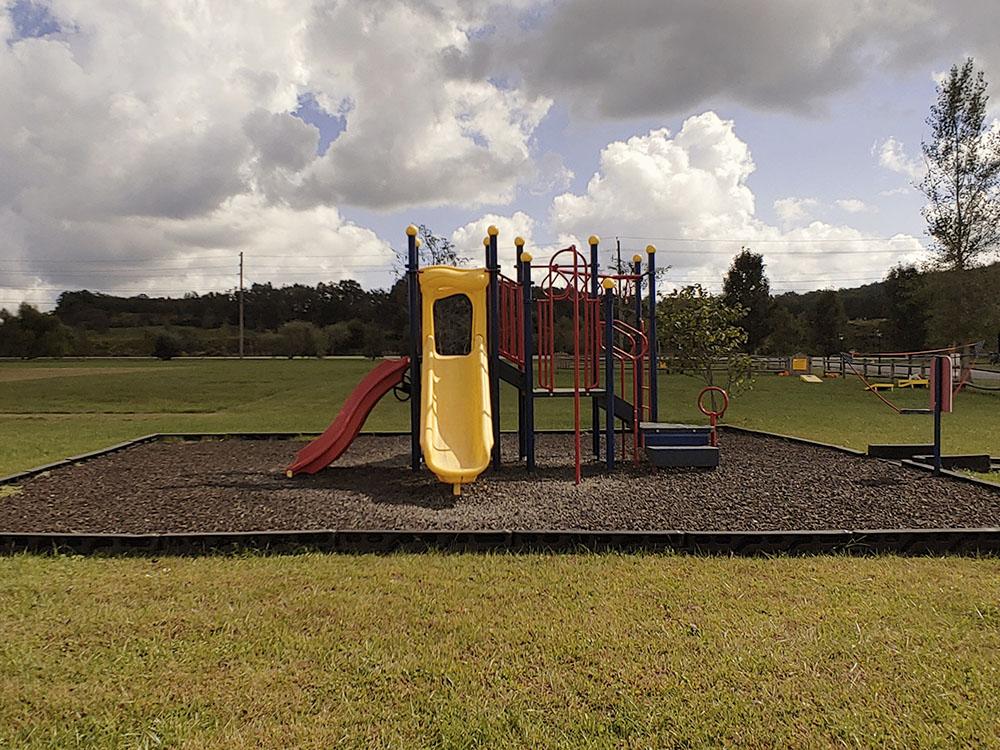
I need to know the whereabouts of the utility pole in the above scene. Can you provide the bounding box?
[238,251,245,359]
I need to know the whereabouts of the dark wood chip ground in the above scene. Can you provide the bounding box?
[2,434,999,533]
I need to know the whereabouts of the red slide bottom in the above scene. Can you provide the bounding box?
[286,357,410,476]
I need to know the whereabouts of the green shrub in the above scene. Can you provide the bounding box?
[277,321,326,358]
[151,332,183,360]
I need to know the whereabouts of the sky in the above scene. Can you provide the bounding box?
[2,0,1000,311]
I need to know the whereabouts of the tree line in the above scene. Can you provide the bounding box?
[2,252,997,360]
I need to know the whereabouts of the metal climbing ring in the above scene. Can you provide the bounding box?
[697,386,729,419]
[698,386,729,448]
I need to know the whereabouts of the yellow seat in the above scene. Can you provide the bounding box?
[865,383,894,392]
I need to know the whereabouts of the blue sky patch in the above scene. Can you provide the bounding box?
[9,0,61,40]
[292,92,348,156]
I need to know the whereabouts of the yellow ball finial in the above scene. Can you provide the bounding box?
[601,277,616,290]
[632,254,642,264]
[487,225,499,237]
[519,251,533,263]
[406,225,418,237]
[415,238,421,249]
[482,236,490,247]
[514,236,525,247]
[588,235,600,246]
[645,244,656,254]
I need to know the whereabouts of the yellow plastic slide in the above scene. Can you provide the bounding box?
[418,266,494,495]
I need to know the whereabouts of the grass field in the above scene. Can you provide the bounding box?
[2,359,1000,748]
[2,358,998,477]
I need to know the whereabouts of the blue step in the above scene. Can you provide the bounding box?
[645,445,719,469]
[643,432,712,447]
[640,422,712,434]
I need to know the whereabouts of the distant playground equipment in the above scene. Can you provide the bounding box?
[843,343,989,475]
[287,226,726,493]
[790,353,811,375]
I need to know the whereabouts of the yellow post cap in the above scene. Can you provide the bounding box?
[406,225,418,237]
[514,236,525,247]
[487,225,499,237]
[415,238,421,249]
[601,277,616,290]
[519,251,533,263]
[588,235,600,246]
[645,244,656,254]
[482,236,490,247]
[632,254,642,264]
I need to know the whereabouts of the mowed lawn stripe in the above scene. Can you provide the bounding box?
[1,553,998,748]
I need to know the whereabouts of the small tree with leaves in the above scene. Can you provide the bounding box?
[722,247,772,353]
[919,58,1000,270]
[151,331,183,360]
[656,285,753,397]
[393,225,472,276]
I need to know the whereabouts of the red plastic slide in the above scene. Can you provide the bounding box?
[286,357,410,476]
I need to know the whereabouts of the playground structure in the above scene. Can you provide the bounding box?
[841,343,993,475]
[287,225,726,494]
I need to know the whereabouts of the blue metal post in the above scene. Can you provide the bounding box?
[515,244,525,460]
[590,236,600,458]
[602,279,615,470]
[646,244,658,422]
[519,239,535,471]
[632,254,643,422]
[406,225,421,471]
[487,226,501,470]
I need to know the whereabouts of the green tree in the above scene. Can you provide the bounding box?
[277,321,326,358]
[413,225,470,268]
[925,268,997,346]
[807,290,846,354]
[656,285,752,394]
[883,264,928,351]
[762,302,807,354]
[324,321,353,355]
[722,247,772,353]
[0,304,71,358]
[920,58,1000,270]
[151,331,183,360]
[361,323,386,360]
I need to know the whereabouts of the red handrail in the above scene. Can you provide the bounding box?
[498,274,523,365]
[604,318,648,464]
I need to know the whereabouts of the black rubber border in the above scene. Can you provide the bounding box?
[2,428,998,557]
[3,528,999,556]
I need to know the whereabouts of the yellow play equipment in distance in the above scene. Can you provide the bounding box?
[418,266,494,496]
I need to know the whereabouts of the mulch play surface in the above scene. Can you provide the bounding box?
[2,433,999,533]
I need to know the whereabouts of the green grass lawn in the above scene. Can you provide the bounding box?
[2,553,999,748]
[1,358,998,476]
[2,359,1000,747]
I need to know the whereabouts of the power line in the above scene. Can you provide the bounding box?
[606,233,925,244]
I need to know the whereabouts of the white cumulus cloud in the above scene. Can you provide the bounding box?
[0,0,551,308]
[834,198,870,213]
[550,113,925,292]
[774,197,820,225]
[451,211,537,270]
[875,136,924,180]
